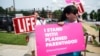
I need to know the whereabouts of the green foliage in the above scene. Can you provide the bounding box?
[8,11,15,16]
[90,10,95,20]
[94,12,97,20]
[83,27,87,32]
[97,9,100,21]
[19,10,31,16]
[89,10,98,21]
[93,39,100,47]
[53,10,62,19]
[8,10,31,16]
[90,26,99,31]
[0,7,5,14]
[82,12,88,20]
[40,8,47,18]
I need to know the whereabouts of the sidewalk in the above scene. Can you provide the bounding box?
[86,44,100,54]
[0,44,100,56]
[82,22,98,36]
[0,44,31,56]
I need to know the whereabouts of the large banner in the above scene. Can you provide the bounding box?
[13,16,36,34]
[35,23,85,56]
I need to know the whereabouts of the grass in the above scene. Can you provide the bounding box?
[85,50,95,53]
[83,27,87,32]
[84,50,90,52]
[93,39,100,47]
[90,26,100,31]
[0,32,27,45]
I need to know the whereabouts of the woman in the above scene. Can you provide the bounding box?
[57,5,82,56]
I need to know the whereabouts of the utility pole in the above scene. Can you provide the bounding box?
[13,0,16,16]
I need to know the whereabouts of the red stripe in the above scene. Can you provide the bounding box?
[78,3,84,14]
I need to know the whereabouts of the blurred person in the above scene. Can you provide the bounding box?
[39,17,47,25]
[87,34,93,44]
[91,35,96,44]
[26,11,46,56]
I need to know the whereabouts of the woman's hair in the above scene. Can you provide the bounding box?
[58,5,78,21]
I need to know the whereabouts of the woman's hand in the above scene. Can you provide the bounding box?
[58,21,65,26]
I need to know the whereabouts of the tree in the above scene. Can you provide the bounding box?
[94,12,97,20]
[97,9,100,21]
[40,8,47,18]
[8,11,15,16]
[82,12,88,20]
[90,10,97,21]
[90,10,94,20]
[53,10,62,19]
[0,7,5,14]
[19,10,31,16]
[8,10,31,16]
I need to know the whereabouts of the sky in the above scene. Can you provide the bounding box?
[0,0,100,13]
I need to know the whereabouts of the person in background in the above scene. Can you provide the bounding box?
[26,11,46,56]
[39,17,47,25]
[57,5,82,56]
[91,35,96,44]
[87,34,93,44]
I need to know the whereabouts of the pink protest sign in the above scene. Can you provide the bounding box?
[65,0,80,4]
[35,23,85,56]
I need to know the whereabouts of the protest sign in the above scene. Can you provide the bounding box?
[13,16,36,34]
[65,0,80,4]
[78,3,84,15]
[35,23,85,56]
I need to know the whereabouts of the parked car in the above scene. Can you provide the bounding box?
[0,16,14,32]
